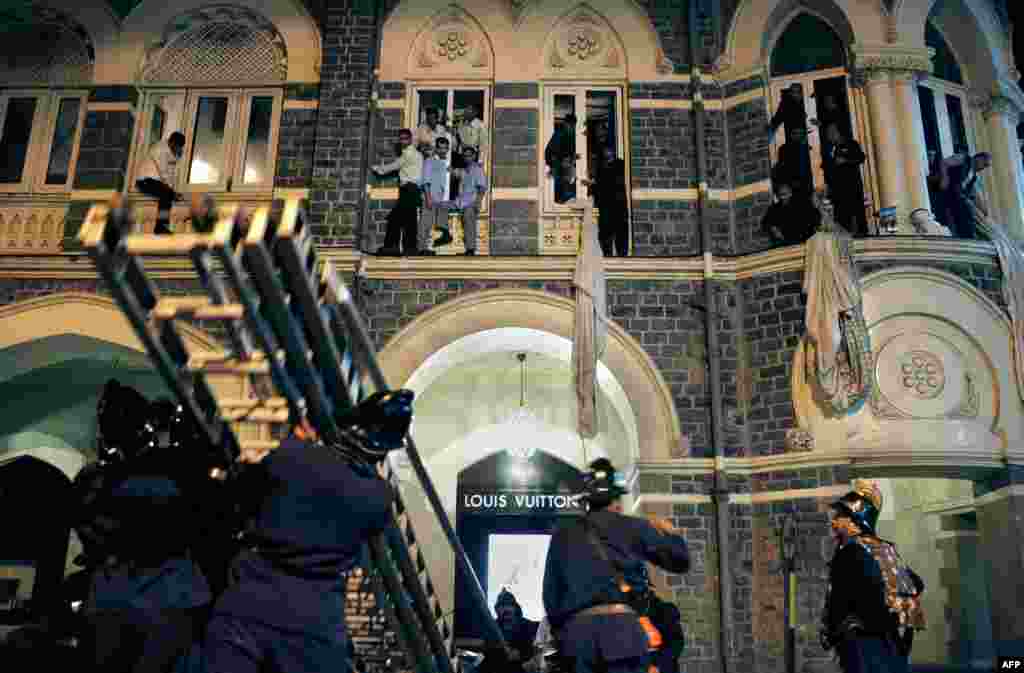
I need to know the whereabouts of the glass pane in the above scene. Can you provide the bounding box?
[917,86,941,167]
[242,96,273,184]
[0,98,38,184]
[586,90,618,174]
[188,97,229,185]
[946,94,969,156]
[139,93,185,181]
[547,94,577,204]
[44,98,82,185]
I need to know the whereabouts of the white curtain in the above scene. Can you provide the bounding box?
[572,200,607,438]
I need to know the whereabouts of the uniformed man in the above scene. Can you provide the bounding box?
[204,390,415,673]
[820,480,926,673]
[542,458,690,673]
[74,380,213,673]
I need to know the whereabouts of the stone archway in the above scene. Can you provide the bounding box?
[377,288,681,463]
[0,292,220,473]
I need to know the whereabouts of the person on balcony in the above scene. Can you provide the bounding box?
[769,83,808,141]
[135,132,184,235]
[453,144,487,256]
[822,124,868,238]
[372,129,424,256]
[762,182,820,246]
[420,136,454,255]
[582,147,629,256]
[937,151,992,239]
[772,126,815,206]
[546,113,579,205]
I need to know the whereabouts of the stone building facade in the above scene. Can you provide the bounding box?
[1,1,1024,671]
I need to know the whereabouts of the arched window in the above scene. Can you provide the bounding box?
[0,7,91,193]
[918,20,971,169]
[770,13,845,78]
[131,6,286,194]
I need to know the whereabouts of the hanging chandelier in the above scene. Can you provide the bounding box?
[504,352,540,462]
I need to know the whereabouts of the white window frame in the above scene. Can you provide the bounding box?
[410,84,491,212]
[0,89,87,194]
[917,78,975,159]
[768,66,852,195]
[129,88,283,195]
[540,85,626,214]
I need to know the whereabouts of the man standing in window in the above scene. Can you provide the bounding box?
[420,137,453,256]
[772,126,815,205]
[457,104,486,167]
[822,124,868,237]
[583,147,629,256]
[373,129,424,256]
[546,114,578,204]
[135,132,184,235]
[454,145,487,256]
[417,107,450,150]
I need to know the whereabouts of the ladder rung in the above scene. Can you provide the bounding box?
[219,397,288,409]
[239,440,280,451]
[188,356,271,375]
[153,298,245,321]
[220,407,290,423]
[123,232,212,255]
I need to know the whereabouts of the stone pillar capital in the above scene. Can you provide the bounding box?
[851,44,934,82]
[983,95,1021,122]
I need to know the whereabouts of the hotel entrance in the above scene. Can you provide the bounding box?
[453,449,585,647]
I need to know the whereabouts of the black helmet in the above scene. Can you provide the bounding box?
[333,389,415,460]
[582,458,627,508]
[830,479,882,537]
[96,379,153,463]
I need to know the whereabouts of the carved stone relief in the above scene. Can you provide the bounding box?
[410,9,491,75]
[868,318,993,426]
[545,10,624,76]
[0,207,68,253]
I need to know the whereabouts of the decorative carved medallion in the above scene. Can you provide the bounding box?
[898,351,944,400]
[546,10,623,76]
[410,9,491,74]
[870,327,985,422]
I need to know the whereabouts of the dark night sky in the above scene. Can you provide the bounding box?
[1009,3,1024,88]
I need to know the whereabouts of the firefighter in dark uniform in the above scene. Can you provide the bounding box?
[204,389,414,673]
[820,480,926,673]
[542,458,690,673]
[74,380,213,673]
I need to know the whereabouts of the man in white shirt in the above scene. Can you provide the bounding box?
[416,108,450,151]
[453,145,487,256]
[456,105,486,164]
[135,132,185,235]
[372,129,424,256]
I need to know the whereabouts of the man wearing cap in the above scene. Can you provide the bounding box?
[543,458,690,673]
[820,480,926,673]
[479,589,541,673]
[545,114,579,204]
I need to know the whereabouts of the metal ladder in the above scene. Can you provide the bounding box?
[77,199,508,673]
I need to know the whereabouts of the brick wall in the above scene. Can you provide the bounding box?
[636,0,690,73]
[629,107,695,191]
[703,109,730,190]
[275,108,318,188]
[606,279,711,456]
[490,200,538,255]
[741,271,805,456]
[363,108,405,251]
[733,192,774,255]
[74,110,135,191]
[492,106,538,189]
[631,200,699,256]
[309,0,379,245]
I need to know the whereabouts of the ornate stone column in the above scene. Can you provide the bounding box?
[982,96,1024,238]
[852,46,933,233]
[891,68,933,218]
[860,68,909,229]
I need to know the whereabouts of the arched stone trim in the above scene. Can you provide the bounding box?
[720,0,881,80]
[376,289,681,462]
[541,4,627,80]
[406,5,495,80]
[0,4,96,86]
[0,292,219,355]
[763,3,852,72]
[0,446,87,481]
[100,0,319,85]
[139,5,288,86]
[381,0,672,82]
[893,0,1010,97]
